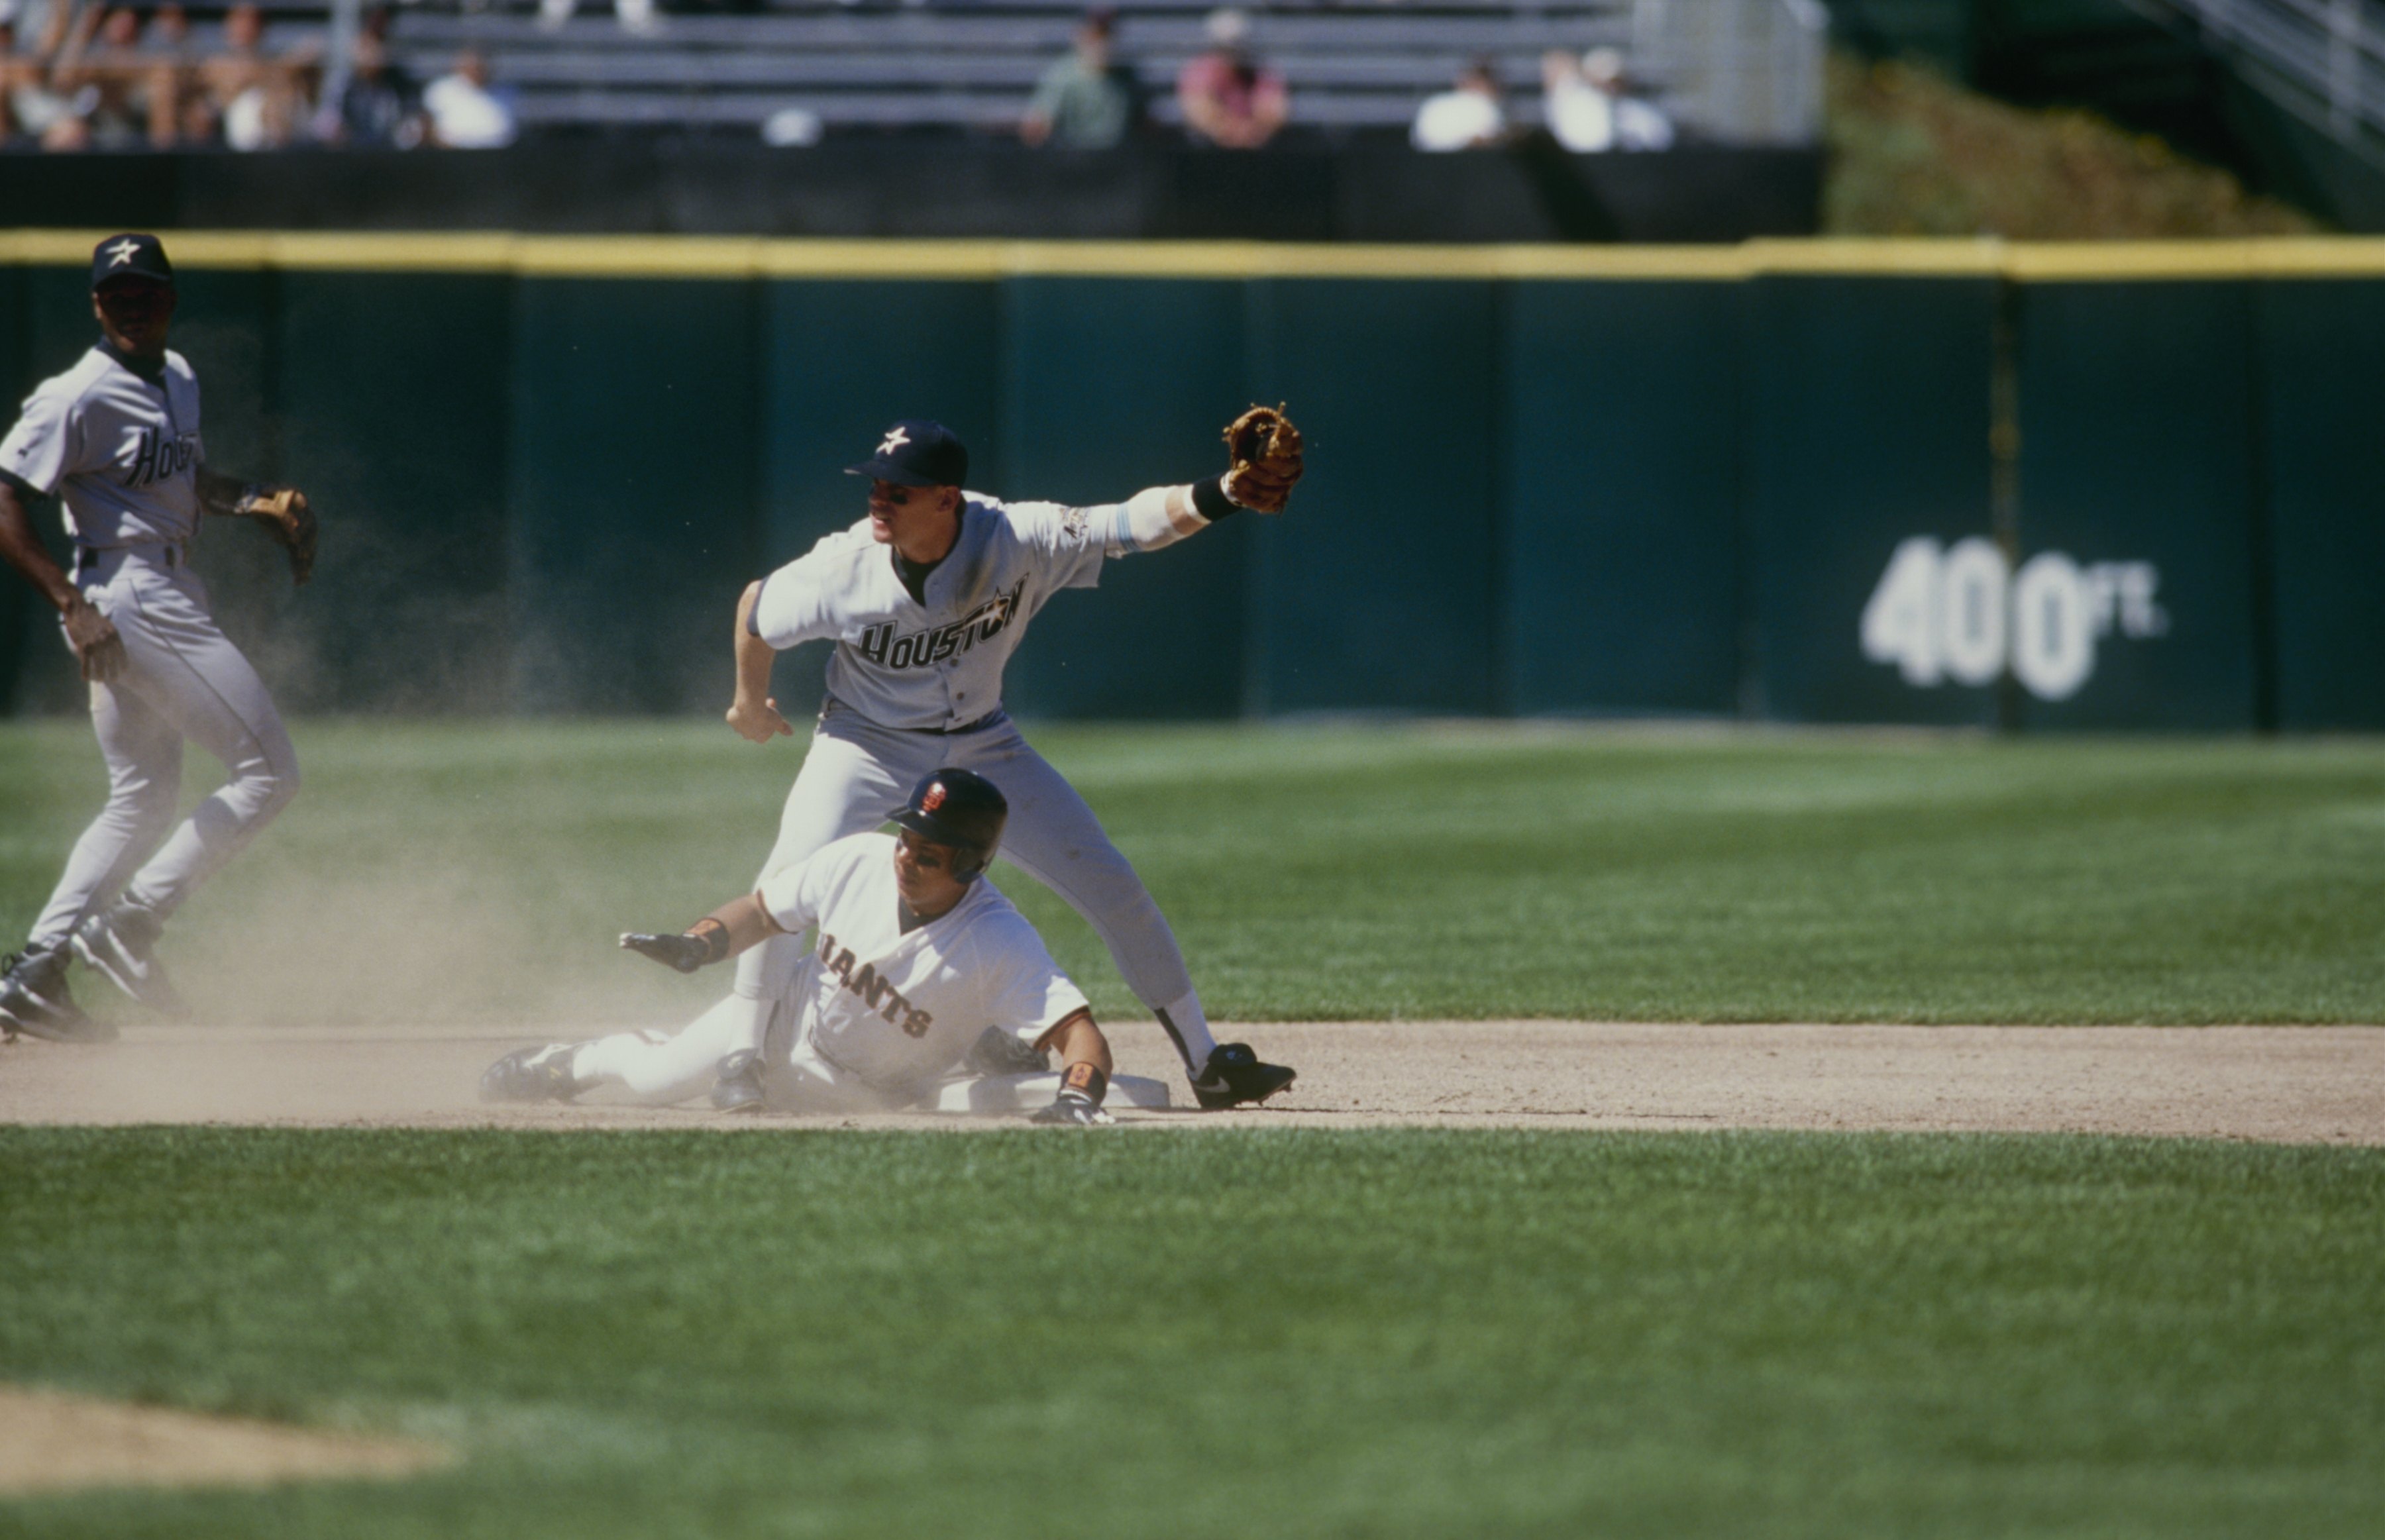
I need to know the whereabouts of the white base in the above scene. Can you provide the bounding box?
[917,1071,1173,1115]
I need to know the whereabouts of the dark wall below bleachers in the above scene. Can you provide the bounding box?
[0,138,1823,244]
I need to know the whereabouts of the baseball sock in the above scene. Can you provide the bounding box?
[1157,989,1220,1075]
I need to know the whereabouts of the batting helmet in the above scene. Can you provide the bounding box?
[889,767,1006,880]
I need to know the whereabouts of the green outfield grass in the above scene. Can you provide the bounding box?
[1,1127,2380,1538]
[3,719,2382,1026]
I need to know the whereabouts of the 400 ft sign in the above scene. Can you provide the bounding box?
[1860,537,2166,701]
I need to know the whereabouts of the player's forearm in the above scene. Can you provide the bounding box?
[1109,480,1236,555]
[0,484,80,612]
[1039,1009,1113,1078]
[732,581,776,702]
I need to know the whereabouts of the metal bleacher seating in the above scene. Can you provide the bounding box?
[380,0,1644,136]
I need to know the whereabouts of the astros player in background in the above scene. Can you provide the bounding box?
[484,768,1124,1125]
[0,234,317,1042]
[720,417,1297,1111]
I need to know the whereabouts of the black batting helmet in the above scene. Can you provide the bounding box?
[889,767,1006,879]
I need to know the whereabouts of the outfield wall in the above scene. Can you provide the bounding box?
[3,233,2381,730]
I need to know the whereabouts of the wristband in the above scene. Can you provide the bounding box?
[1190,475,1238,524]
[688,917,731,965]
[1059,1060,1109,1106]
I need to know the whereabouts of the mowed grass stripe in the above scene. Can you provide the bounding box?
[5,720,2382,1027]
[1,1127,2379,1538]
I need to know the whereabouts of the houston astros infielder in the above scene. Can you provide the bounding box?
[0,234,316,1043]
[483,768,1122,1123]
[716,417,1297,1111]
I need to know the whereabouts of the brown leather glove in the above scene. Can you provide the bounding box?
[236,486,317,586]
[1222,405,1305,514]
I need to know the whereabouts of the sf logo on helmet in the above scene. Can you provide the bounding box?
[921,783,947,813]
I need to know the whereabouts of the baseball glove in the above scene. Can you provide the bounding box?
[237,486,317,586]
[1222,404,1304,514]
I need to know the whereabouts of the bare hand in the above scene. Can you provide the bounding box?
[726,695,792,744]
[62,597,126,684]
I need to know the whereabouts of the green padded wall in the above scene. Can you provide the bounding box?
[2013,282,2258,731]
[1744,275,2000,725]
[508,276,759,715]
[1501,280,1741,715]
[2256,279,2385,730]
[1249,277,1501,715]
[277,271,515,713]
[998,276,1249,720]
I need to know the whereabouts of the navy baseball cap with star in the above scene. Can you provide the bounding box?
[846,420,968,488]
[90,233,174,290]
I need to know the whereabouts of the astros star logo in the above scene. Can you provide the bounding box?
[105,238,142,268]
[878,426,911,456]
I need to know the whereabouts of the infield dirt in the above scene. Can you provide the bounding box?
[2,1022,2378,1144]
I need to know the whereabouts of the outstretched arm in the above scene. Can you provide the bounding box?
[1102,405,1305,556]
[726,579,794,743]
[0,478,124,682]
[619,891,784,973]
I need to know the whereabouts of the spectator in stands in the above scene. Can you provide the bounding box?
[51,5,178,148]
[1544,46,1671,154]
[541,0,659,40]
[197,2,315,150]
[423,49,516,149]
[331,32,422,148]
[1021,7,1140,150]
[0,8,40,146]
[1410,58,1504,152]
[1176,8,1285,150]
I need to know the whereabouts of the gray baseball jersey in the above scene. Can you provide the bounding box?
[753,493,1147,732]
[0,346,204,548]
[760,831,1090,1100]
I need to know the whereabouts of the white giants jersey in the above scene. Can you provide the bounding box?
[0,346,204,548]
[753,493,1135,731]
[760,831,1090,1100]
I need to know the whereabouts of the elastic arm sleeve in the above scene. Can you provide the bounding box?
[1100,483,1218,558]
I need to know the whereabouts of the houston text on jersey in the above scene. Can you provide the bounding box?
[854,580,1026,671]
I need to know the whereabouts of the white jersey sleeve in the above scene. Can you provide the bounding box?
[751,529,869,652]
[757,842,838,935]
[0,378,85,495]
[996,499,1108,592]
[967,911,1092,1045]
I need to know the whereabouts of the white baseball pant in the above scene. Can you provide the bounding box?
[25,548,299,950]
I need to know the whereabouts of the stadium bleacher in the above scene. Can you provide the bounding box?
[382,1,1642,136]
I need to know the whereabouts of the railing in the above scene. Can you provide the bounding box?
[1630,0,1828,146]
[2126,0,2385,154]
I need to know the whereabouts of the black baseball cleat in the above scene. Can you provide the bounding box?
[0,945,117,1044]
[480,1043,587,1104]
[71,901,187,1018]
[1192,1042,1297,1109]
[711,1051,767,1114]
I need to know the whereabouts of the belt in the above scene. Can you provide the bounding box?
[822,695,1005,737]
[74,541,187,575]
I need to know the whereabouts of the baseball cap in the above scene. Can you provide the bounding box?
[847,420,968,488]
[91,233,174,290]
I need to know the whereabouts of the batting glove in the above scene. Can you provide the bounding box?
[1030,1062,1115,1126]
[619,920,728,973]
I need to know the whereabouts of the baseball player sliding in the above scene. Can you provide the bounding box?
[483,768,1124,1124]
[718,409,1305,1111]
[0,234,317,1043]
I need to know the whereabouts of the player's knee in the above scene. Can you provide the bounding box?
[237,757,301,822]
